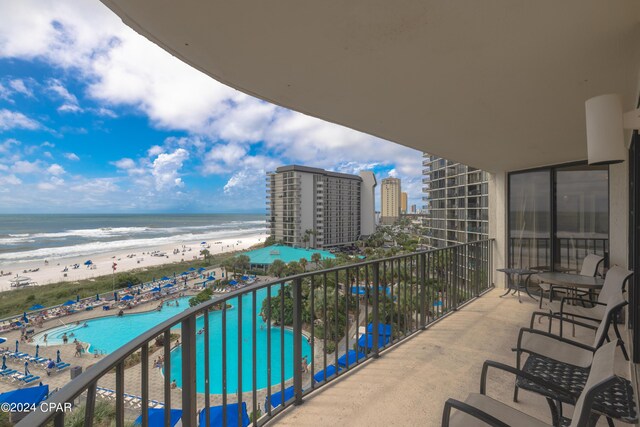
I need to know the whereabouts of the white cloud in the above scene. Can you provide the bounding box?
[112,158,134,169]
[41,141,55,148]
[13,160,41,174]
[47,163,65,175]
[9,79,33,97]
[0,174,22,186]
[0,138,21,153]
[147,145,163,157]
[202,143,247,174]
[64,152,80,161]
[151,148,189,190]
[0,109,40,131]
[57,103,82,113]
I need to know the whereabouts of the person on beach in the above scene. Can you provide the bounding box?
[301,356,308,373]
[45,358,55,376]
[74,341,83,357]
[170,379,177,389]
[43,333,48,346]
[62,333,68,344]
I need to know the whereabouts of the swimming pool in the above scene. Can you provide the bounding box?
[168,288,313,394]
[33,290,313,394]
[33,297,193,353]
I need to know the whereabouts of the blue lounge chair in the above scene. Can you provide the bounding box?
[21,375,40,385]
[56,362,70,371]
[0,370,17,377]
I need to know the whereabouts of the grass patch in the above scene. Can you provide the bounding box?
[0,252,239,319]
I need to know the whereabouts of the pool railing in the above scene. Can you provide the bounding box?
[19,239,493,427]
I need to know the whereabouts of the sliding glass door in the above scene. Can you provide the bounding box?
[508,163,609,272]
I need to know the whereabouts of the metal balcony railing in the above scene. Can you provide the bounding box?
[20,240,493,427]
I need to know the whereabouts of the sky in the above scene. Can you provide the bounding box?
[0,1,423,214]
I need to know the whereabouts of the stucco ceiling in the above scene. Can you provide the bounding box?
[101,0,640,172]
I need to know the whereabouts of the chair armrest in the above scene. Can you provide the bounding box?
[480,360,569,397]
[441,398,510,427]
[516,327,595,354]
[529,311,598,331]
[560,297,606,308]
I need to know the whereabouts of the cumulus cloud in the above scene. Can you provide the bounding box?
[0,174,22,186]
[151,148,189,190]
[47,163,65,175]
[13,160,41,174]
[0,109,40,131]
[64,152,80,161]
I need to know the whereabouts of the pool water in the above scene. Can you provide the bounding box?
[169,288,312,394]
[33,297,193,353]
[33,290,313,394]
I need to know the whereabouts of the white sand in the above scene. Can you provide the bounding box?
[0,233,264,291]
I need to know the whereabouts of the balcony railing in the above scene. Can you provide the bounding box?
[20,240,493,427]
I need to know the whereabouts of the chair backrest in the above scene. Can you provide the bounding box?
[579,254,604,277]
[593,290,628,348]
[598,266,633,303]
[569,341,618,427]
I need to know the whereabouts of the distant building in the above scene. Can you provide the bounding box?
[401,192,408,214]
[380,177,401,225]
[410,204,417,214]
[267,165,377,248]
[422,153,488,248]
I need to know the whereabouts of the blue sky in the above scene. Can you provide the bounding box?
[0,1,422,214]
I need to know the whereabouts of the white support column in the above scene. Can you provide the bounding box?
[488,171,507,288]
[609,152,629,269]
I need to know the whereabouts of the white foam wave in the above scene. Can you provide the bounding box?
[0,226,267,262]
[0,220,267,245]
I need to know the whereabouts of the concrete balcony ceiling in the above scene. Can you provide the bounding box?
[100,1,640,172]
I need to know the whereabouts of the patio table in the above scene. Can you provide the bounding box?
[496,268,538,303]
[535,271,604,304]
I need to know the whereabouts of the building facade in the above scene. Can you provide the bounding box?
[401,192,408,214]
[422,153,488,248]
[267,165,376,248]
[380,177,401,225]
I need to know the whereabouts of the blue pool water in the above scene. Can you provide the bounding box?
[33,297,193,352]
[169,288,312,394]
[33,290,312,394]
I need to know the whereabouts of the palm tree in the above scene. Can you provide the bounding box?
[200,249,211,263]
[311,252,321,268]
[299,258,308,271]
[235,254,251,274]
[268,259,286,278]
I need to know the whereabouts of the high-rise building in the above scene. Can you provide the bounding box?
[380,177,401,225]
[401,192,408,214]
[267,165,376,248]
[422,153,488,248]
[410,204,417,214]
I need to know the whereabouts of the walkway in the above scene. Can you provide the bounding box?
[274,288,631,426]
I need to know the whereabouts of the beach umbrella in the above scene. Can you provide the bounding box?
[2,356,6,370]
[23,361,29,376]
[76,295,80,302]
[161,276,171,281]
[96,294,100,301]
[28,304,44,311]
[137,289,141,295]
[350,286,365,295]
[22,312,28,323]
[180,272,188,276]
[121,295,133,301]
[188,267,196,272]
[84,260,92,265]
[127,282,132,289]
[62,300,76,306]
[241,275,249,281]
[15,341,18,353]
[337,350,366,367]
[114,292,118,302]
[34,345,39,358]
[151,287,161,292]
[198,267,206,272]
[201,241,206,244]
[56,350,61,363]
[134,408,183,427]
[229,280,238,286]
[0,338,6,345]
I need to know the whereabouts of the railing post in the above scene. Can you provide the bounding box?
[372,262,380,358]
[452,246,459,311]
[181,314,197,427]
[293,277,304,405]
[419,253,427,329]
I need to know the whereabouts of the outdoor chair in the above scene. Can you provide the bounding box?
[442,341,619,427]
[514,291,636,425]
[537,254,604,309]
[539,265,633,360]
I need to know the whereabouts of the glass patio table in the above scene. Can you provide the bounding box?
[496,268,539,303]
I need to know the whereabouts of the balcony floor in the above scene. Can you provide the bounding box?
[274,288,632,426]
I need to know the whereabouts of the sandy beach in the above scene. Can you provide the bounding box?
[0,233,264,291]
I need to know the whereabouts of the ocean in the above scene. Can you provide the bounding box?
[0,213,266,265]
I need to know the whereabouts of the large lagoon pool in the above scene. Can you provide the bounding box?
[34,290,312,394]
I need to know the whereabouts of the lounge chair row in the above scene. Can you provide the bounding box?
[0,367,40,385]
[96,387,164,409]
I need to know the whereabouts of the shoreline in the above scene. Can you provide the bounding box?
[0,232,265,291]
